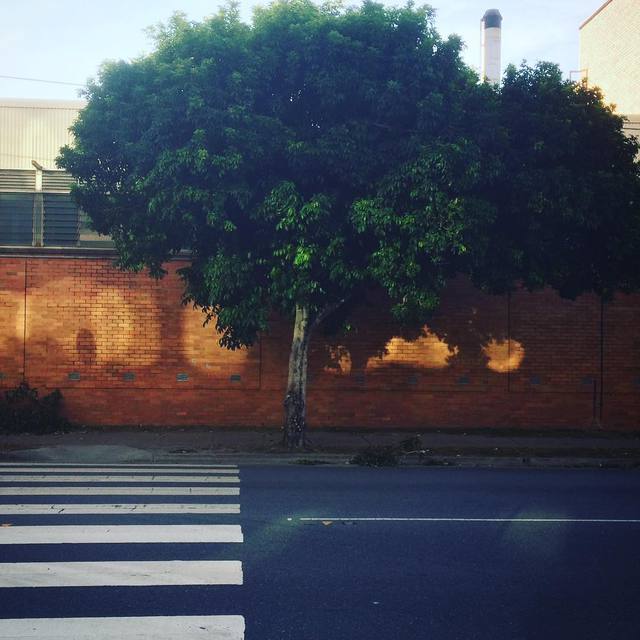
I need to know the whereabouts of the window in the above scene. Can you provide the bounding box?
[0,169,112,249]
[0,192,34,245]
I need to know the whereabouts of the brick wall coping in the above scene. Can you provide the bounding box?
[0,247,190,261]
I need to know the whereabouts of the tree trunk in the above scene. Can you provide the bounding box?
[283,303,313,449]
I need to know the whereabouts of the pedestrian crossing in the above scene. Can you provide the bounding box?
[0,463,245,639]
[0,560,243,587]
[0,503,240,514]
[0,616,245,639]
[0,486,239,495]
[0,475,240,483]
[0,524,243,544]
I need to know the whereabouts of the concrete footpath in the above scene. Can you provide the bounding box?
[1,426,640,468]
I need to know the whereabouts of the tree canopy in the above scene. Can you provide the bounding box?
[474,62,640,299]
[58,0,640,446]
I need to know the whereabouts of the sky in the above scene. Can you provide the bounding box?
[1,0,606,101]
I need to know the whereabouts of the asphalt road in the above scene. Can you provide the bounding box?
[0,465,639,639]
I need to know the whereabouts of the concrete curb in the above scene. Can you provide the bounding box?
[1,445,639,469]
[2,427,640,469]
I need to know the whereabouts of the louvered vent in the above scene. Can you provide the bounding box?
[42,170,75,193]
[78,211,114,247]
[0,170,35,192]
[0,193,33,245]
[43,193,79,246]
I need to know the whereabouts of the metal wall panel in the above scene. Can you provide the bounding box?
[0,169,36,192]
[0,99,84,170]
[1,100,122,249]
[0,193,33,245]
[78,211,114,248]
[43,170,75,192]
[43,193,79,246]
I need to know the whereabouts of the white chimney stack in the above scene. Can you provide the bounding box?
[481,9,502,85]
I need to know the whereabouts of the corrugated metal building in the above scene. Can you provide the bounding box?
[0,99,109,248]
[0,98,83,170]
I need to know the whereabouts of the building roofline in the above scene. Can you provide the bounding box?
[579,0,615,30]
[0,98,85,110]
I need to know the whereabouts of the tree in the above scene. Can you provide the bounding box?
[468,63,640,299]
[58,1,640,447]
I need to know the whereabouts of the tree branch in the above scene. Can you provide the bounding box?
[312,297,348,329]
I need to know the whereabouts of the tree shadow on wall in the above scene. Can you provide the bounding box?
[316,279,514,382]
[0,337,27,387]
[76,328,97,367]
[16,267,518,395]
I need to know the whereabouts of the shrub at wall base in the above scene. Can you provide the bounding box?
[0,382,70,434]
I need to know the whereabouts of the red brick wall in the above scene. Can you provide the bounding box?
[1,255,639,429]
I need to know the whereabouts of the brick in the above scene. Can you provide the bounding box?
[0,255,638,429]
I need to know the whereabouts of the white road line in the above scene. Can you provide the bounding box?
[0,487,240,496]
[0,560,243,588]
[0,475,240,483]
[0,464,239,468]
[0,615,245,639]
[0,467,239,474]
[0,503,241,515]
[298,517,640,524]
[0,524,243,544]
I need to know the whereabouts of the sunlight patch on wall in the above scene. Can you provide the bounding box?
[89,287,160,366]
[366,329,457,370]
[0,290,24,344]
[482,338,524,373]
[11,293,24,340]
[25,276,76,342]
[181,306,255,371]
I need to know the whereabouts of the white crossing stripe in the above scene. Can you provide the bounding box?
[0,464,239,468]
[0,486,240,495]
[0,524,243,544]
[0,467,239,474]
[0,560,243,588]
[0,475,240,483]
[0,465,245,635]
[0,503,241,515]
[0,615,245,639]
